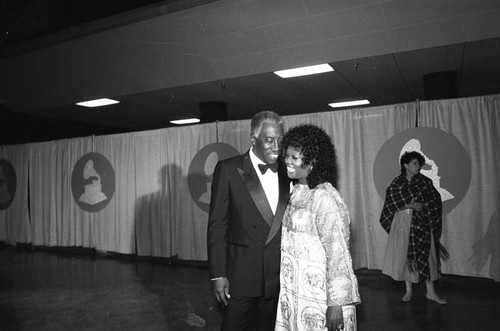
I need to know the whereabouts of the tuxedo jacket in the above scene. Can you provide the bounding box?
[207,151,290,298]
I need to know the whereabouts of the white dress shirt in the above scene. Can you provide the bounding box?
[250,147,279,214]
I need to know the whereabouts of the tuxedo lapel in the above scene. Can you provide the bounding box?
[265,169,289,244]
[237,153,274,226]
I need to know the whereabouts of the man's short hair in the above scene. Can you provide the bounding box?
[250,111,283,139]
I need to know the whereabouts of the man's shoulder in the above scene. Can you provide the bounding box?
[217,152,247,168]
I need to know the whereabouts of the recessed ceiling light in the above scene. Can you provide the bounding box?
[170,118,201,125]
[76,98,119,107]
[329,99,370,108]
[274,64,334,78]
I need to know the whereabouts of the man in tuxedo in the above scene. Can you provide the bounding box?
[207,110,290,331]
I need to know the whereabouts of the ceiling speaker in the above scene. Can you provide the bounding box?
[423,71,458,100]
[199,101,227,123]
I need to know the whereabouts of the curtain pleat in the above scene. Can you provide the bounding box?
[93,133,136,254]
[418,96,500,281]
[171,124,218,260]
[0,144,31,243]
[29,138,93,247]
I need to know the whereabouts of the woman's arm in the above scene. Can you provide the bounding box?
[312,186,361,307]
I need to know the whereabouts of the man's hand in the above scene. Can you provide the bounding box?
[212,277,230,305]
[325,305,344,331]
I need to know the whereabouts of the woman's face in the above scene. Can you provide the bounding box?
[404,158,421,178]
[284,146,311,184]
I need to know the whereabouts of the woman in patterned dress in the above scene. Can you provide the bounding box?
[275,124,361,331]
[379,151,448,304]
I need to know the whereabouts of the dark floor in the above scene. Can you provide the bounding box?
[0,243,498,331]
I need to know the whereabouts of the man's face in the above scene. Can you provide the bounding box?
[252,122,284,165]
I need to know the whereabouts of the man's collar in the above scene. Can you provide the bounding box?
[249,146,265,165]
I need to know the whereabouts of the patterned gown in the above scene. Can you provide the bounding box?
[275,183,361,331]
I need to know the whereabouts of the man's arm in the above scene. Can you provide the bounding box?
[207,162,231,304]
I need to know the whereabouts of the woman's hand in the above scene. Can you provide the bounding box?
[325,305,344,331]
[408,202,427,211]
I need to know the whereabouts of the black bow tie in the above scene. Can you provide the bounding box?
[258,163,278,174]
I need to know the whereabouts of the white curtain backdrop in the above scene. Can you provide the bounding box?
[418,96,500,280]
[177,124,218,260]
[29,138,94,247]
[133,129,174,258]
[93,133,136,254]
[0,95,498,281]
[0,144,31,244]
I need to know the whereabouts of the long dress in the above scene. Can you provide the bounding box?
[275,183,361,331]
[382,210,439,282]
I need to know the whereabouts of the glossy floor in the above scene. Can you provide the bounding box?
[1,244,498,331]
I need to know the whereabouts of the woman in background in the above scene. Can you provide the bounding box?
[380,151,448,304]
[275,124,360,331]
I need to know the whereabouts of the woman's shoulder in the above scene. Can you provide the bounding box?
[385,174,406,189]
[312,182,336,195]
[415,173,433,184]
[392,173,406,184]
[311,183,347,210]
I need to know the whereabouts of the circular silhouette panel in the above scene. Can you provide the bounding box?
[72,153,115,212]
[188,143,240,212]
[0,159,16,210]
[373,127,471,215]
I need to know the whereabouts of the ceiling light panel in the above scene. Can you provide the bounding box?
[170,118,200,125]
[274,64,334,78]
[329,99,370,108]
[76,98,119,107]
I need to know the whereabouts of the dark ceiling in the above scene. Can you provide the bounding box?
[0,0,168,47]
[1,0,500,145]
